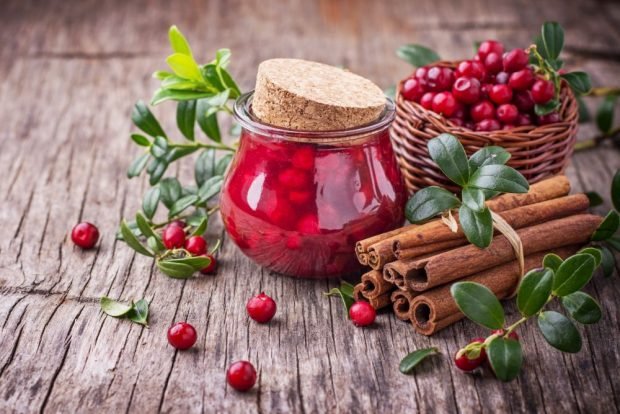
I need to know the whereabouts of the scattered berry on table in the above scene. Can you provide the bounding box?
[199,254,217,274]
[349,301,376,327]
[167,322,197,350]
[184,235,207,256]
[163,225,186,249]
[454,337,487,371]
[246,292,277,323]
[71,222,99,249]
[227,361,257,392]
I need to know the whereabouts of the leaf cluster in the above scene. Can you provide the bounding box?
[323,282,355,316]
[100,297,150,326]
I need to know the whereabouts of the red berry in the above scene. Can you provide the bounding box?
[452,77,481,104]
[537,112,561,125]
[496,104,519,124]
[503,48,529,72]
[452,105,466,120]
[414,66,429,79]
[169,220,186,229]
[246,292,277,323]
[426,67,454,92]
[516,113,532,126]
[454,338,487,371]
[163,225,186,249]
[475,119,502,132]
[184,236,207,256]
[297,214,320,234]
[420,92,436,109]
[349,301,376,327]
[492,329,519,340]
[432,92,458,117]
[484,52,503,74]
[167,322,197,350]
[495,71,509,85]
[199,254,217,274]
[291,147,315,170]
[227,361,257,392]
[448,118,464,126]
[489,84,513,105]
[470,100,495,122]
[401,77,426,102]
[278,168,310,189]
[531,79,555,104]
[513,90,535,112]
[509,69,535,91]
[478,40,505,61]
[71,222,99,249]
[455,60,486,80]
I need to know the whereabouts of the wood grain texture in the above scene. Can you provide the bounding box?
[0,0,619,412]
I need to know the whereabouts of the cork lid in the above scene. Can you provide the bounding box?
[252,58,386,131]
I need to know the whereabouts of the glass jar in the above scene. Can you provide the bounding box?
[220,92,405,278]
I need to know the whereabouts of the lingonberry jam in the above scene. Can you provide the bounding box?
[220,92,405,278]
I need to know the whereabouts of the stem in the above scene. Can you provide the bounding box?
[168,141,236,152]
[504,316,528,336]
[588,87,620,97]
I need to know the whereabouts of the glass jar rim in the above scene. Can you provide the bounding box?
[233,91,395,143]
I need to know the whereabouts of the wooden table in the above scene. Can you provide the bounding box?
[1,1,619,412]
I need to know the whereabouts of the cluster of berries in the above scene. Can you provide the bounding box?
[161,220,217,274]
[454,330,519,372]
[401,40,560,131]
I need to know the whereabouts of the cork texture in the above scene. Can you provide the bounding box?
[252,58,386,131]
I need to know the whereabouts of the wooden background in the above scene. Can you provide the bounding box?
[1,0,619,412]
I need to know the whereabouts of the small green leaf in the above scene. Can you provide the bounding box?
[219,68,241,98]
[169,195,199,217]
[458,204,493,248]
[168,25,192,56]
[468,146,511,172]
[399,348,439,374]
[561,72,592,95]
[553,254,596,297]
[196,98,223,142]
[591,210,620,241]
[191,217,208,236]
[585,191,603,207]
[537,310,582,353]
[324,281,355,315]
[153,70,174,80]
[186,208,208,226]
[601,246,615,278]
[100,297,133,317]
[607,237,620,251]
[166,53,204,83]
[577,247,602,267]
[197,176,224,204]
[517,268,553,317]
[150,136,169,159]
[215,154,233,176]
[561,292,602,324]
[405,186,460,223]
[396,44,440,67]
[488,337,522,382]
[162,75,201,90]
[596,95,617,134]
[543,253,563,272]
[151,88,213,106]
[541,21,564,60]
[166,256,211,270]
[534,99,560,116]
[127,153,150,178]
[147,236,163,254]
[148,159,168,185]
[120,220,154,257]
[142,187,160,219]
[450,282,505,329]
[159,177,183,209]
[131,134,151,147]
[132,101,166,138]
[127,299,149,326]
[427,134,470,186]
[469,164,529,194]
[166,147,198,163]
[461,188,486,211]
[135,212,165,251]
[195,149,216,187]
[176,100,196,140]
[157,260,196,279]
[612,170,620,211]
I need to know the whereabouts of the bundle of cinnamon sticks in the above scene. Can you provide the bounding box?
[353,175,602,335]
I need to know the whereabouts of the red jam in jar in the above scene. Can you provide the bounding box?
[220,92,405,278]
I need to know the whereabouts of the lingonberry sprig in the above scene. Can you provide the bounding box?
[119,26,242,279]
[405,133,529,248]
[451,247,603,381]
[100,297,149,326]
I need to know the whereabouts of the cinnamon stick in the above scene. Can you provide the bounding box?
[361,270,393,299]
[409,246,580,335]
[364,174,570,270]
[353,283,392,310]
[391,290,417,321]
[401,214,601,292]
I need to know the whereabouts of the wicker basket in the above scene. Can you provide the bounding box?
[390,63,579,194]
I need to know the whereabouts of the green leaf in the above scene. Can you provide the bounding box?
[147,236,163,254]
[577,96,591,123]
[148,159,168,185]
[537,310,582,353]
[195,149,216,187]
[399,348,439,374]
[578,247,602,267]
[100,297,133,317]
[541,21,564,60]
[405,186,460,223]
[156,260,196,279]
[607,236,620,251]
[153,70,174,80]
[534,99,560,116]
[461,188,486,211]
[166,147,198,163]
[561,72,592,95]
[166,256,212,270]
[120,220,154,257]
[186,208,208,226]
[517,268,553,317]
[469,164,529,194]
[191,217,208,236]
[458,204,493,248]
[215,154,233,176]
[162,75,202,90]
[169,195,199,217]
[198,175,224,203]
[127,153,150,178]
[552,254,596,296]
[131,134,151,147]
[468,146,511,172]
[324,281,355,315]
[596,95,617,134]
[166,53,203,83]
[176,100,196,141]
[612,170,620,211]
[142,187,160,219]
[168,25,192,56]
[488,337,522,381]
[159,177,183,209]
[585,191,603,207]
[450,282,505,329]
[131,101,166,138]
[396,44,440,67]
[591,210,620,241]
[116,220,141,240]
[219,68,241,98]
[543,253,563,273]
[151,88,214,106]
[427,134,470,186]
[561,292,602,324]
[135,212,165,251]
[127,299,149,326]
[150,136,169,159]
[601,246,615,278]
[196,98,222,142]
